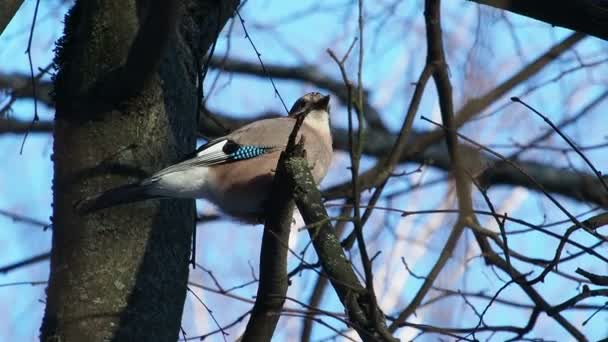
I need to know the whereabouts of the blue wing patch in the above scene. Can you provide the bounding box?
[174,139,274,168]
[229,145,270,160]
[148,139,275,181]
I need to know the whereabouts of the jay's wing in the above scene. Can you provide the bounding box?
[147,117,295,182]
[182,117,298,165]
[190,138,274,166]
[147,138,276,182]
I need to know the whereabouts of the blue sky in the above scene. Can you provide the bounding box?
[1,1,607,341]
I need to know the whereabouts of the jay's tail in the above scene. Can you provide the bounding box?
[75,183,160,214]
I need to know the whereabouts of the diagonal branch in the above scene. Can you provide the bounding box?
[0,0,24,38]
[285,156,397,342]
[0,251,50,274]
[470,0,608,41]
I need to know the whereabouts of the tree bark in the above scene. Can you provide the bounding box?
[40,1,238,341]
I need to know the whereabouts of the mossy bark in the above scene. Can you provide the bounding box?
[40,1,238,341]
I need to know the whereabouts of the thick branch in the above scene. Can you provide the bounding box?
[3,112,606,208]
[547,289,608,315]
[0,117,53,134]
[0,72,53,106]
[241,117,306,341]
[576,268,608,286]
[325,130,608,209]
[0,0,23,38]
[470,0,608,41]
[209,57,387,131]
[300,207,352,342]
[285,156,396,342]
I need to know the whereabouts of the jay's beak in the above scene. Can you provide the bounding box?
[314,94,330,110]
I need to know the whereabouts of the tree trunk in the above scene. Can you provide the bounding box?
[40,1,238,340]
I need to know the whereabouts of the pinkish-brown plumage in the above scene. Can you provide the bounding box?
[77,92,333,223]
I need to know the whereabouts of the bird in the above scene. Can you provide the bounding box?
[76,92,333,222]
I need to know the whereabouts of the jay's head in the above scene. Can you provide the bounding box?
[288,92,331,118]
[288,92,331,136]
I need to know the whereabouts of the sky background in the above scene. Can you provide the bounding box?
[1,0,607,341]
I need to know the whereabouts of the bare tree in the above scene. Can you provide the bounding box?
[1,0,607,341]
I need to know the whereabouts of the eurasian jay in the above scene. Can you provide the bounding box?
[77,92,333,222]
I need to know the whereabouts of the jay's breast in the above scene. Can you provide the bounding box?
[205,144,330,221]
[206,152,280,219]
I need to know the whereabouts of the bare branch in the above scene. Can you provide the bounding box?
[548,289,608,316]
[285,156,396,341]
[0,251,50,274]
[241,112,306,341]
[576,268,608,286]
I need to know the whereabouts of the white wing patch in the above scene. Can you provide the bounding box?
[193,139,231,166]
[145,139,230,184]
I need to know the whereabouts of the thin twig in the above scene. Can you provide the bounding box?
[19,0,41,154]
[235,8,289,113]
[512,96,608,194]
